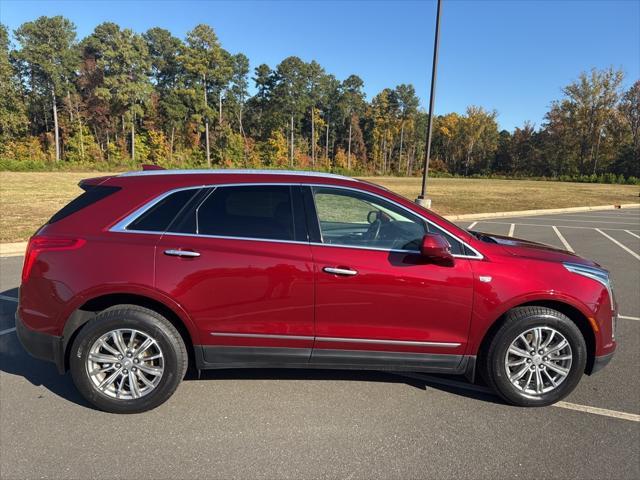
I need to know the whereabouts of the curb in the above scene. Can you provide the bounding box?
[0,242,27,258]
[1,203,638,258]
[443,203,640,221]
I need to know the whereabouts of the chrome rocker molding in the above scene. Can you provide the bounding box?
[109,182,484,260]
[210,331,461,348]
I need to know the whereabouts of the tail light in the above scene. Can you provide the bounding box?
[21,236,86,284]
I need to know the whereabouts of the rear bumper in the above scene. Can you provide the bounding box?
[15,311,66,374]
[590,352,615,375]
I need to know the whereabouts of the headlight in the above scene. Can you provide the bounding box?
[563,262,615,311]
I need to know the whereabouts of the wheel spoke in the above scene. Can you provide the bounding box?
[137,363,163,377]
[99,339,120,357]
[89,364,115,376]
[544,361,569,377]
[112,330,128,355]
[133,338,154,358]
[128,371,141,399]
[509,364,530,382]
[546,339,568,356]
[508,346,530,358]
[533,328,541,350]
[128,331,137,350]
[540,330,555,350]
[98,368,122,390]
[116,376,126,398]
[88,352,118,364]
[543,369,557,387]
[523,370,534,391]
[548,354,571,361]
[535,368,544,393]
[507,358,527,367]
[518,334,532,350]
[136,370,155,388]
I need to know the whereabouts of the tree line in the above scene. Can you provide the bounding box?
[1,17,638,182]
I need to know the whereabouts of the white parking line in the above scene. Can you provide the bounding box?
[552,226,574,252]
[619,315,640,321]
[626,230,640,240]
[468,221,478,229]
[554,402,640,422]
[595,228,640,260]
[508,224,515,237]
[0,327,16,336]
[480,221,639,232]
[0,295,18,302]
[401,373,640,422]
[529,218,640,225]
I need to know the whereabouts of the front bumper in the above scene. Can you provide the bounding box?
[591,352,615,375]
[15,311,66,374]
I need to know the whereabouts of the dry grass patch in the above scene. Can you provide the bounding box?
[364,177,639,216]
[0,172,638,243]
[0,172,116,243]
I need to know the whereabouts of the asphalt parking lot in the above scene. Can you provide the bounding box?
[1,207,638,479]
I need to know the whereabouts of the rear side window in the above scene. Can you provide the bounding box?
[48,185,121,224]
[196,185,295,241]
[127,188,200,232]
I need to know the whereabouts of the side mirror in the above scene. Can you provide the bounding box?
[420,234,454,263]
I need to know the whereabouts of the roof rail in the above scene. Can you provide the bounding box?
[119,168,358,181]
[141,164,166,171]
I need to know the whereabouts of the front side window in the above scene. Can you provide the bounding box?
[196,185,296,241]
[312,187,428,251]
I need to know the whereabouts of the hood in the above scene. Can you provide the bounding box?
[474,232,599,267]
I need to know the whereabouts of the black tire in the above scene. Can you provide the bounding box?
[483,306,587,407]
[70,305,188,414]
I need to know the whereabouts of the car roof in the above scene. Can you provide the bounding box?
[118,169,360,183]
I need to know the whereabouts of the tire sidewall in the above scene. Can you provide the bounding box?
[70,307,185,414]
[490,312,587,407]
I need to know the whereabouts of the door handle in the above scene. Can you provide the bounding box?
[323,266,358,276]
[164,249,201,258]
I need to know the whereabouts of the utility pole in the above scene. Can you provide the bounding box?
[416,0,442,208]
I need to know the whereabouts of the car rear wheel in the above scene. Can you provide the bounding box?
[70,305,187,413]
[483,306,587,407]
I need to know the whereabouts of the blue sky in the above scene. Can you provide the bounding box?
[1,0,638,130]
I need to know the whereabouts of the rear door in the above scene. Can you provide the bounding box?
[151,184,315,366]
[305,185,474,371]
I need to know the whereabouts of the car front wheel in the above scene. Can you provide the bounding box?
[70,305,187,413]
[483,306,587,407]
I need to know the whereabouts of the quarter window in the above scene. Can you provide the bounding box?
[196,185,296,241]
[127,188,200,232]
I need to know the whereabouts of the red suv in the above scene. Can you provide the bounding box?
[16,169,616,413]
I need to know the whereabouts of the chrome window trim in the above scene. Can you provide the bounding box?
[119,168,359,182]
[110,185,206,233]
[211,331,460,348]
[108,182,484,260]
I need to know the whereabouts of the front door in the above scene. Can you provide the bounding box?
[306,186,474,371]
[154,184,315,366]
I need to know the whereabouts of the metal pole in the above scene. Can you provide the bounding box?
[416,0,442,208]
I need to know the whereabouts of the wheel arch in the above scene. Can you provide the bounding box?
[476,300,596,378]
[61,292,197,373]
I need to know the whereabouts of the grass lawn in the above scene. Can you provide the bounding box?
[1,171,638,243]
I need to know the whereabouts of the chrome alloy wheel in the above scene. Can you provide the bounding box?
[86,329,164,400]
[504,326,573,395]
